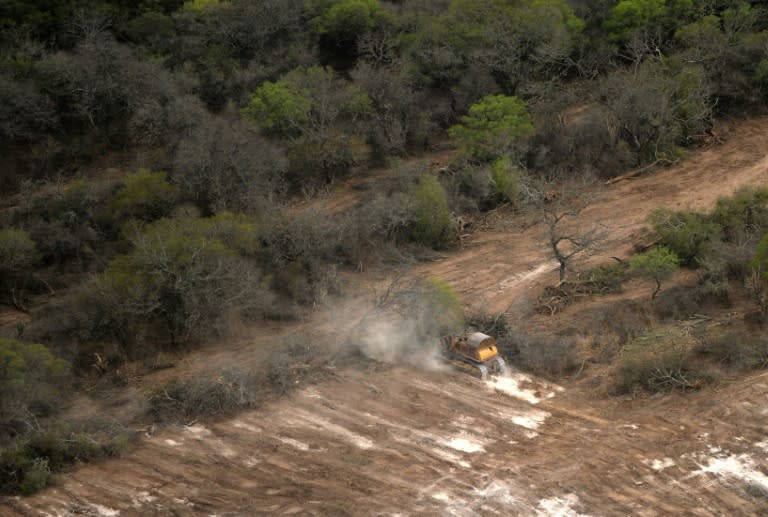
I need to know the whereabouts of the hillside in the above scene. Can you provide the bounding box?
[3,115,768,516]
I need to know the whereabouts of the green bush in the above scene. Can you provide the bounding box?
[108,168,182,222]
[424,277,464,336]
[0,228,38,277]
[96,214,267,348]
[0,338,69,428]
[710,186,768,243]
[648,208,719,266]
[630,246,680,299]
[448,95,534,161]
[408,175,455,249]
[488,156,520,206]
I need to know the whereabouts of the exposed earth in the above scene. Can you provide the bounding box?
[3,117,768,516]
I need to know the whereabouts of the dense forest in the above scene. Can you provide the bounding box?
[2,0,768,496]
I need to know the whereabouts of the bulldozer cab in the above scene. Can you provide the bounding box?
[443,332,499,361]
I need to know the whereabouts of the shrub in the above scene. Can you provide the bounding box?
[630,246,680,299]
[108,168,182,222]
[0,338,70,432]
[448,95,534,161]
[615,327,706,393]
[488,156,520,206]
[648,208,719,266]
[514,332,580,377]
[0,228,38,290]
[408,175,455,249]
[147,369,262,423]
[424,277,464,336]
[697,327,768,370]
[94,215,269,348]
[710,187,768,243]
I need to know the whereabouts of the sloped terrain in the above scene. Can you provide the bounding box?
[6,367,768,515]
[3,116,768,516]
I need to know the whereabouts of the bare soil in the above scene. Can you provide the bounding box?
[4,116,768,516]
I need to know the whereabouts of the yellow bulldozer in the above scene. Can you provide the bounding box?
[440,332,507,379]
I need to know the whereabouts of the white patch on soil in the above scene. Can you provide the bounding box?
[487,373,542,404]
[441,436,485,453]
[232,420,261,433]
[131,491,157,508]
[278,437,311,451]
[536,493,589,516]
[644,458,676,471]
[89,504,121,516]
[426,445,471,468]
[243,455,261,467]
[184,424,212,439]
[164,439,181,446]
[499,263,554,290]
[287,409,374,449]
[690,452,768,493]
[507,409,551,430]
[755,440,768,453]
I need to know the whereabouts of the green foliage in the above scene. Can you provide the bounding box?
[604,0,692,41]
[630,246,680,299]
[648,208,719,266]
[183,0,226,14]
[488,156,520,205]
[109,168,182,221]
[750,232,768,279]
[448,95,533,161]
[99,215,264,348]
[0,338,69,425]
[0,228,38,275]
[0,427,128,495]
[710,186,768,243]
[309,0,386,42]
[408,175,455,249]
[424,277,464,335]
[242,80,312,137]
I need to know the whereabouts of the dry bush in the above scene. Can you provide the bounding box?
[147,369,263,424]
[652,286,701,320]
[614,327,710,394]
[696,326,768,370]
[510,329,580,377]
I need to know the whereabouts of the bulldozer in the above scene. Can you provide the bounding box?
[440,332,507,379]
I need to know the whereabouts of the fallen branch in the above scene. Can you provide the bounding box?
[606,157,678,185]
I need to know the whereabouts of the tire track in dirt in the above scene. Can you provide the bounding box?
[6,367,768,515]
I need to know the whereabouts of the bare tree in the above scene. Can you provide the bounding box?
[541,189,605,282]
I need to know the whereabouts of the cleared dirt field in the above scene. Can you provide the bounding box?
[3,116,768,516]
[5,366,768,516]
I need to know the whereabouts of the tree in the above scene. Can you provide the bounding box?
[108,168,181,221]
[0,338,69,430]
[630,246,680,299]
[98,215,269,348]
[0,229,38,278]
[242,66,372,187]
[648,208,719,266]
[0,228,39,307]
[544,204,603,282]
[408,175,455,249]
[448,94,533,161]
